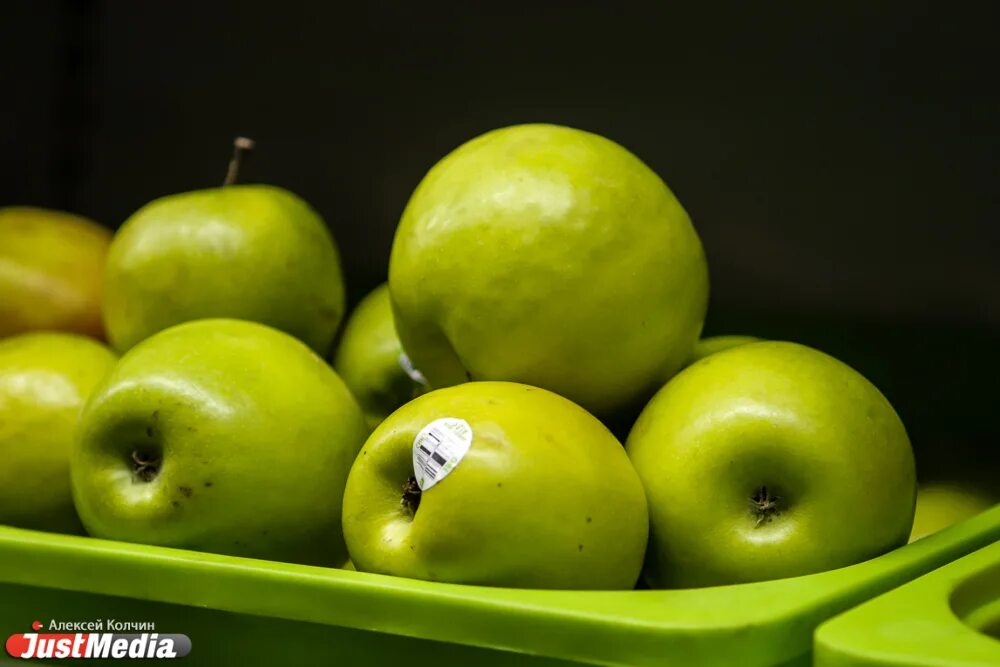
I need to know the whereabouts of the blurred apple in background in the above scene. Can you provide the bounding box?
[101,138,346,355]
[0,207,111,339]
[0,333,117,533]
[389,124,709,416]
[334,283,427,429]
[71,319,368,566]
[909,481,996,542]
[687,334,761,365]
[628,341,916,588]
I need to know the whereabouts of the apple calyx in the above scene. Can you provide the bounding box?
[131,448,161,482]
[223,136,255,186]
[401,476,421,514]
[750,485,781,527]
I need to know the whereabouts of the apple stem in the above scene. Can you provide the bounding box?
[223,136,255,186]
[751,485,781,527]
[401,477,422,514]
[131,448,161,482]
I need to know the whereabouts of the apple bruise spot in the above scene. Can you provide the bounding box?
[401,476,421,514]
[131,448,161,482]
[750,485,782,527]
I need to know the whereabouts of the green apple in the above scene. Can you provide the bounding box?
[102,139,345,355]
[0,333,116,533]
[909,482,996,542]
[389,124,708,415]
[342,381,649,589]
[71,318,368,566]
[0,207,111,340]
[333,283,427,428]
[627,341,916,588]
[688,335,761,365]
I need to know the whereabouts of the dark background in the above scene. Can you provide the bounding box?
[2,1,997,480]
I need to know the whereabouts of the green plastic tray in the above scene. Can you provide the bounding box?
[1,505,998,666]
[814,536,1000,666]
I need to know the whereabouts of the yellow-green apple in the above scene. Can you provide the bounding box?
[389,124,708,415]
[71,318,368,565]
[342,381,649,589]
[688,335,761,365]
[102,139,345,355]
[627,341,916,588]
[0,333,116,532]
[333,283,427,428]
[909,482,996,542]
[0,207,111,339]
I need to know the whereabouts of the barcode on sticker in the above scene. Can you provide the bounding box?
[412,418,473,491]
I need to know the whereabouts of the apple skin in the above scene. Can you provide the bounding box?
[627,341,916,588]
[0,333,117,533]
[102,185,345,355]
[71,319,368,566]
[909,482,996,542]
[333,284,426,428]
[0,207,111,339]
[389,124,708,416]
[342,381,649,589]
[687,335,761,365]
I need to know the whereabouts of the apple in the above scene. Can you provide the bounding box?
[71,318,368,566]
[0,207,111,339]
[0,333,116,533]
[333,283,427,428]
[909,482,996,542]
[102,138,345,355]
[687,334,761,365]
[389,124,708,416]
[342,381,649,589]
[627,341,916,588]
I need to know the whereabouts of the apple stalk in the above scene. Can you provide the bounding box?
[223,136,255,186]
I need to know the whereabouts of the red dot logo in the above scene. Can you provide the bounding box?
[30,621,42,631]
[6,634,31,658]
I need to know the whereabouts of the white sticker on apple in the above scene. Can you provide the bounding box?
[412,417,473,491]
[398,352,428,386]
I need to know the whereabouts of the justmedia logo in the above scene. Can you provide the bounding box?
[6,619,191,660]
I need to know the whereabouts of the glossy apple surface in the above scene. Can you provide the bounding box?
[389,124,708,415]
[102,185,345,354]
[627,341,916,588]
[71,319,367,565]
[343,381,649,589]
